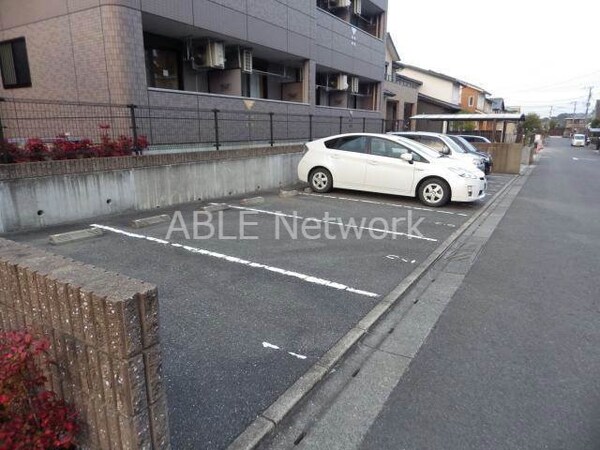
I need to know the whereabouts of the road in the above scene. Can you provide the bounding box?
[264,137,600,450]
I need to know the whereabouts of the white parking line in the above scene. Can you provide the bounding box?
[262,341,308,360]
[224,205,438,242]
[299,192,469,217]
[90,224,380,298]
[572,157,596,161]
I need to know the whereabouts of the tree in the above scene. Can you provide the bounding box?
[522,113,542,134]
[548,119,558,130]
[451,110,476,132]
[591,118,600,128]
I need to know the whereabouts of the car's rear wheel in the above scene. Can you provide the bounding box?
[418,177,450,207]
[310,168,333,193]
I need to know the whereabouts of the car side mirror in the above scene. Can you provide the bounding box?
[400,153,413,163]
[440,147,451,155]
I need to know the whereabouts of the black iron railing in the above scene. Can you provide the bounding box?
[0,97,385,152]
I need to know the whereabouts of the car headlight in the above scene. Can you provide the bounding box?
[449,167,479,179]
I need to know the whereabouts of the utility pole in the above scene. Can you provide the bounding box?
[571,101,577,134]
[583,86,593,125]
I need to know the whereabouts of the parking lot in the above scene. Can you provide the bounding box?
[8,173,515,449]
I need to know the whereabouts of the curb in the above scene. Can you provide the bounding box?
[240,197,265,206]
[279,189,299,198]
[129,214,171,228]
[49,228,104,245]
[204,203,230,212]
[227,172,529,450]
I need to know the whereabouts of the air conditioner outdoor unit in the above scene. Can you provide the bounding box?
[336,73,348,91]
[331,0,351,8]
[206,41,225,69]
[350,76,359,93]
[353,0,362,15]
[335,74,349,91]
[242,49,253,73]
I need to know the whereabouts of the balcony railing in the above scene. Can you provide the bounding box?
[317,5,382,39]
[385,74,419,89]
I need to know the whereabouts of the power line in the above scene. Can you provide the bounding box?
[494,70,600,93]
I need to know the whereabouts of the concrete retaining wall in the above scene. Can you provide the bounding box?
[0,146,303,233]
[0,238,169,449]
[473,143,524,174]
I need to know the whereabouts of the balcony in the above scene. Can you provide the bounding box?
[316,0,384,39]
[385,73,421,90]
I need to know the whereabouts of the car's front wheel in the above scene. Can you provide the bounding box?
[418,177,450,207]
[309,167,333,193]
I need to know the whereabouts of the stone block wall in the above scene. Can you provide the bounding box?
[0,238,170,449]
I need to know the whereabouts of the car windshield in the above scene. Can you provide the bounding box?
[461,135,488,143]
[574,135,585,139]
[443,137,468,153]
[448,135,480,154]
[388,135,441,159]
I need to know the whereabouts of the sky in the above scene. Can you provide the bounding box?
[387,0,600,117]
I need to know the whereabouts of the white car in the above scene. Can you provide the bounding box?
[571,134,586,147]
[389,131,486,172]
[298,133,486,207]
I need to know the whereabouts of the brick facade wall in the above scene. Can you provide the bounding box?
[0,4,147,105]
[0,238,170,449]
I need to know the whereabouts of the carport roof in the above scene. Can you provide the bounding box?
[410,113,526,121]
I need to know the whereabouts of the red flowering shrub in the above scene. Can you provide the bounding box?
[0,128,150,164]
[52,138,95,160]
[97,135,149,157]
[0,331,79,449]
[0,140,22,164]
[136,135,149,151]
[23,139,51,162]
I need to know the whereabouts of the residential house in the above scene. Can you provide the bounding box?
[0,0,388,141]
[458,81,493,132]
[460,82,490,114]
[564,117,587,136]
[491,98,506,113]
[383,33,420,131]
[396,63,462,132]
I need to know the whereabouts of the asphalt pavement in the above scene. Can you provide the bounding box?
[5,172,512,449]
[269,137,600,450]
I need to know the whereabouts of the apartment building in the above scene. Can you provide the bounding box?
[0,0,387,127]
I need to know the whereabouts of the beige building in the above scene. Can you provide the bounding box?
[397,63,463,106]
[564,117,587,136]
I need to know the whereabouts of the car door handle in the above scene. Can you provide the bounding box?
[368,161,378,165]
[415,167,424,171]
[331,154,340,159]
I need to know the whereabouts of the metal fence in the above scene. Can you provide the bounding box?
[0,97,386,152]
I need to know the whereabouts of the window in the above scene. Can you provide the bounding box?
[145,48,181,90]
[370,138,410,158]
[417,136,448,153]
[325,136,368,153]
[0,38,31,89]
[468,96,474,107]
[144,33,183,90]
